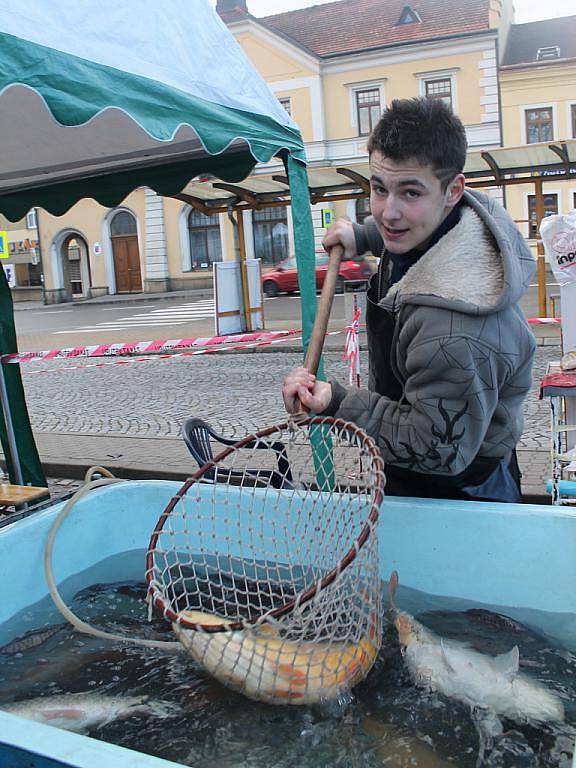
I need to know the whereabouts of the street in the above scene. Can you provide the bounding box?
[13,294,350,352]
[12,280,558,353]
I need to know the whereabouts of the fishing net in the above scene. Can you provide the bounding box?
[146,416,385,705]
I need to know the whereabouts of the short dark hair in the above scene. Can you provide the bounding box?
[367,97,467,189]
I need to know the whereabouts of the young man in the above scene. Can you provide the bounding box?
[282,98,536,503]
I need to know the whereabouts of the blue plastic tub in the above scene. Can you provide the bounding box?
[0,480,574,767]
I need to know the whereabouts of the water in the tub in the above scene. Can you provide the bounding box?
[0,571,574,768]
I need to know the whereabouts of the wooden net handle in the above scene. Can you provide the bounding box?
[303,245,344,375]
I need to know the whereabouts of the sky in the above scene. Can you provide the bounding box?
[211,0,575,23]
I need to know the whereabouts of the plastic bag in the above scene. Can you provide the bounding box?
[540,210,576,287]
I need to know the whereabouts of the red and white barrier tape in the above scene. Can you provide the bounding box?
[0,329,300,366]
[343,307,362,387]
[2,316,560,376]
[19,330,344,377]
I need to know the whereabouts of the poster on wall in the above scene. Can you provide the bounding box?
[2,263,16,288]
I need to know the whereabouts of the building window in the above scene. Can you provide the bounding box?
[110,210,137,236]
[66,238,83,295]
[356,89,381,137]
[278,97,292,117]
[253,206,289,265]
[187,210,222,270]
[525,107,553,144]
[572,105,576,139]
[356,198,371,225]
[27,261,43,287]
[528,193,558,238]
[26,209,37,229]
[536,46,560,61]
[425,78,452,108]
[396,5,421,24]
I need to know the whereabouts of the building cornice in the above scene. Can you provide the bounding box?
[321,29,497,65]
[500,57,576,71]
[322,32,498,74]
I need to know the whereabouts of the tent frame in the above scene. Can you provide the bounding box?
[173,139,576,319]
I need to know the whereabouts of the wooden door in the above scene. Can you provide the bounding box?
[112,235,142,293]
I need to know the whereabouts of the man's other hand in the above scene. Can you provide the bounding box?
[282,367,332,414]
[322,218,357,259]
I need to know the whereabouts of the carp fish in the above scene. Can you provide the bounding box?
[173,608,379,705]
[1,692,176,733]
[388,572,565,724]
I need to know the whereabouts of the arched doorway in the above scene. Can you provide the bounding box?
[110,210,142,293]
[61,233,91,298]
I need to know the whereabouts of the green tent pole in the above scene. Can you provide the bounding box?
[0,266,46,487]
[0,363,24,484]
[285,154,323,370]
[286,154,335,491]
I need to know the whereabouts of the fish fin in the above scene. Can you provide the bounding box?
[255,621,281,638]
[146,700,179,719]
[440,640,457,673]
[271,689,305,700]
[470,705,503,757]
[491,645,520,679]
[278,664,307,685]
[178,610,232,628]
[41,708,85,722]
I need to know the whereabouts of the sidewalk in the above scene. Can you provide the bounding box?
[12,286,214,311]
[19,434,551,507]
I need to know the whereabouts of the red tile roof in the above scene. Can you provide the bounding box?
[259,0,491,58]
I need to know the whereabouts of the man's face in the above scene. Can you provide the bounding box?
[368,151,465,255]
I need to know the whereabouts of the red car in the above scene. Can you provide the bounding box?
[262,253,372,297]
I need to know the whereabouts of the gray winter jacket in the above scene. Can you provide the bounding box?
[323,189,536,480]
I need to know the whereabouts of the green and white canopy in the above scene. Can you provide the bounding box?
[0,0,309,219]
[0,0,317,486]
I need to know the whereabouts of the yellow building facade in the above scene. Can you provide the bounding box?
[500,17,576,249]
[0,211,42,300]
[5,0,573,304]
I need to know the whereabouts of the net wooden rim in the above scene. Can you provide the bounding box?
[146,416,385,633]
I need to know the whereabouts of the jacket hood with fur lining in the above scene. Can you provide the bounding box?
[382,189,536,315]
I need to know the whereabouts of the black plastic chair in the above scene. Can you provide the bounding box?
[182,418,293,489]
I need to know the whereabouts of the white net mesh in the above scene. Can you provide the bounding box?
[146,416,385,705]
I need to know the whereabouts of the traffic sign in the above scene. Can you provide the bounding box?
[0,231,8,259]
[321,209,333,228]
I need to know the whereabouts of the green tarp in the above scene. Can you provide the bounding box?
[0,267,46,486]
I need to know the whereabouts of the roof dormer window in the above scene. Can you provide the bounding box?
[536,46,560,61]
[396,5,422,25]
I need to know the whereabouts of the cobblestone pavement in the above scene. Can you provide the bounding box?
[20,344,560,450]
[517,344,560,450]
